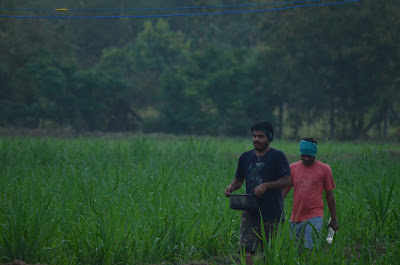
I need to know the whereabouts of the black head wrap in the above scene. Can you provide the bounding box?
[252,126,273,143]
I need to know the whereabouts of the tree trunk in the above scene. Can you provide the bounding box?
[384,108,389,138]
[329,97,335,140]
[278,103,283,138]
[390,105,400,125]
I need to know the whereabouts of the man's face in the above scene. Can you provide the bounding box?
[301,155,315,166]
[252,130,269,151]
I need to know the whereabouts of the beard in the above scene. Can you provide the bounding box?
[254,142,269,152]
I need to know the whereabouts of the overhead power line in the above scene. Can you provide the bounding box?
[0,0,361,19]
[0,0,328,11]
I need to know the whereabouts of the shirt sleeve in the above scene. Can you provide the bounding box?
[287,163,295,187]
[323,164,336,190]
[235,153,245,181]
[280,152,291,177]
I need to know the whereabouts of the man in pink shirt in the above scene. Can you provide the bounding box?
[283,138,339,249]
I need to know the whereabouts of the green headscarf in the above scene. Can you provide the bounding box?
[300,140,317,157]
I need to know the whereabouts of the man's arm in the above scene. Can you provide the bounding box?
[254,174,291,197]
[224,177,244,197]
[325,189,339,231]
[282,185,291,199]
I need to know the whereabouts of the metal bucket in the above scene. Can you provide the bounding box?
[229,194,258,210]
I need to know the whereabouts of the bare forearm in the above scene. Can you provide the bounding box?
[266,175,291,190]
[224,177,244,197]
[254,175,291,196]
[326,191,337,219]
[229,178,243,191]
[282,186,291,199]
[325,189,339,230]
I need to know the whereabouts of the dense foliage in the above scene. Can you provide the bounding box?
[0,136,399,264]
[0,0,399,139]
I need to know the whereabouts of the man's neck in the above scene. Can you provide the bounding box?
[255,147,270,157]
[302,160,316,166]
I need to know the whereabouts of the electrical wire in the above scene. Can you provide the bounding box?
[0,0,326,12]
[0,0,361,19]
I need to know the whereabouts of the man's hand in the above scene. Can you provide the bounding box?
[254,175,291,197]
[254,183,269,197]
[224,178,244,197]
[224,185,234,197]
[329,218,339,231]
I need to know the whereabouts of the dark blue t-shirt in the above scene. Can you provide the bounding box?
[235,148,291,222]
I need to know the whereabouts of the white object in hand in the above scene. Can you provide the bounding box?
[326,227,335,244]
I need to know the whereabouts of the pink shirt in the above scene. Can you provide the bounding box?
[287,160,335,222]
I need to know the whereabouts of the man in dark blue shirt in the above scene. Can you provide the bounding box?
[224,121,291,265]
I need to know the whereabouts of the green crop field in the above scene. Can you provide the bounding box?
[0,136,399,265]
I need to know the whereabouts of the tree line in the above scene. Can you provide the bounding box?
[0,0,399,140]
